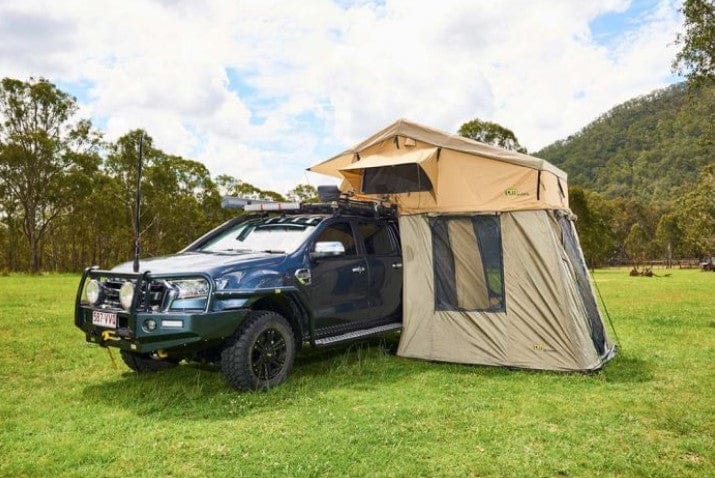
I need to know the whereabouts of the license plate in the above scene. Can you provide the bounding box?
[92,310,117,329]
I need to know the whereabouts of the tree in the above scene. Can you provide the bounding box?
[536,83,714,202]
[568,187,616,267]
[286,184,319,203]
[655,213,683,265]
[675,163,715,257]
[672,0,715,86]
[624,223,649,265]
[104,130,228,259]
[0,78,101,272]
[458,118,527,153]
[215,174,285,202]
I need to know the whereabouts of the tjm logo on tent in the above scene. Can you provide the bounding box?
[504,187,529,197]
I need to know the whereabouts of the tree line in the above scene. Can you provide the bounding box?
[2,75,712,273]
[0,78,317,273]
[530,79,714,267]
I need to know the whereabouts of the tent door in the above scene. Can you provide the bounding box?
[559,216,606,355]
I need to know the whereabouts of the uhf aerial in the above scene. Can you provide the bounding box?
[133,133,144,273]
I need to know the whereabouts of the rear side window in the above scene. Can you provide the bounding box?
[430,215,504,312]
[315,222,357,255]
[358,222,396,255]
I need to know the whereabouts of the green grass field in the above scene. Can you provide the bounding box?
[0,269,713,477]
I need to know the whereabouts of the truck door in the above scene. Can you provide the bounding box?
[357,221,402,320]
[307,220,370,329]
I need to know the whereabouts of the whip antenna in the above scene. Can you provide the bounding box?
[132,132,144,273]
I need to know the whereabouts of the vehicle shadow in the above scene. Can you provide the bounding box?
[83,338,652,420]
[81,334,416,420]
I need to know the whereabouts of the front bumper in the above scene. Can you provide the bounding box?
[76,306,249,354]
[75,267,249,354]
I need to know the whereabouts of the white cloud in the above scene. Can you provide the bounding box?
[0,0,683,192]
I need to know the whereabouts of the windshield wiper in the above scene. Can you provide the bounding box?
[261,249,285,254]
[211,248,255,254]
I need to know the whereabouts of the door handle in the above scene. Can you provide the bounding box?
[351,266,366,274]
[391,263,403,269]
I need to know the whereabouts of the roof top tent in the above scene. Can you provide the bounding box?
[309,119,615,371]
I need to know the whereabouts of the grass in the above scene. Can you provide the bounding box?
[0,269,713,477]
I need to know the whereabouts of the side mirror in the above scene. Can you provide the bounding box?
[310,241,346,261]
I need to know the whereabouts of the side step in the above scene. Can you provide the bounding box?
[314,322,402,346]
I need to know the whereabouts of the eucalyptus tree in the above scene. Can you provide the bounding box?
[458,118,527,153]
[0,77,101,272]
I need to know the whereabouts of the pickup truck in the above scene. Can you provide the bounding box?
[75,199,402,391]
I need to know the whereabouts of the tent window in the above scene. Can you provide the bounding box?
[362,164,433,194]
[431,215,505,312]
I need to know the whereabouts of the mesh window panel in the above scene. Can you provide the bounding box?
[559,216,606,355]
[472,216,505,310]
[431,218,458,310]
[362,164,433,194]
[430,215,505,312]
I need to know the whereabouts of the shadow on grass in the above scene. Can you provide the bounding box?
[82,334,419,420]
[600,354,654,383]
[83,337,653,420]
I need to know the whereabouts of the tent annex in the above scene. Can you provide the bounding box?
[309,119,615,371]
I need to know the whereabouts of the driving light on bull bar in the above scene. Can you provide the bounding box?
[119,282,135,311]
[86,280,101,305]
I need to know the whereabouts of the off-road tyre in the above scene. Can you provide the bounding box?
[220,310,296,391]
[120,350,179,373]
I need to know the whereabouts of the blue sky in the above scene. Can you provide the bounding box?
[0,0,683,193]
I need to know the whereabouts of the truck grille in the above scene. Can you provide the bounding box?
[99,279,168,311]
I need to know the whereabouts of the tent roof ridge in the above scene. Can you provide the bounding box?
[310,118,566,179]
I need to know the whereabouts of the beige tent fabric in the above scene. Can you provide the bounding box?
[501,211,603,370]
[309,118,611,371]
[398,214,509,365]
[397,210,612,371]
[339,147,440,193]
[308,120,568,213]
[310,118,567,179]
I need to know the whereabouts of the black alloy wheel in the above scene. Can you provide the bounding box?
[221,310,296,391]
[251,328,288,381]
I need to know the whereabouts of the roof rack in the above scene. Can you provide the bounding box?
[221,194,397,220]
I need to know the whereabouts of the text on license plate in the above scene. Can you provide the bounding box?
[92,311,117,329]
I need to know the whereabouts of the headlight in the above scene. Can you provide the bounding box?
[170,279,209,299]
[86,280,101,305]
[119,282,135,311]
[167,279,209,310]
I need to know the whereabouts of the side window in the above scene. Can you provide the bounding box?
[430,215,504,312]
[358,222,396,255]
[315,222,356,256]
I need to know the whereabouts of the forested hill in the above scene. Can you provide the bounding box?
[536,82,715,201]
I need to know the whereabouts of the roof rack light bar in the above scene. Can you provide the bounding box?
[221,196,284,209]
[243,202,301,212]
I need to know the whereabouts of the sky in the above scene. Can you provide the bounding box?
[0,0,684,193]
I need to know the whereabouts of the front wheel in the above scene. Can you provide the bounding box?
[221,310,296,391]
[120,350,179,373]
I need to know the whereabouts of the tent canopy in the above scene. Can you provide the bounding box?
[308,119,568,214]
[310,118,566,179]
[307,118,614,372]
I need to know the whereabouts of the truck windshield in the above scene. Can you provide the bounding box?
[199,217,321,254]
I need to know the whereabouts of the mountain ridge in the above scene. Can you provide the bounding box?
[536,82,715,202]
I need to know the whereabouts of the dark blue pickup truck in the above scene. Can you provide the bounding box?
[75,199,402,391]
